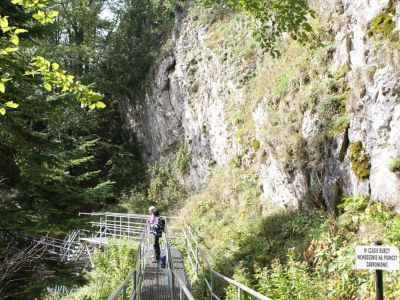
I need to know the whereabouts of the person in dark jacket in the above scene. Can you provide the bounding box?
[151,210,165,263]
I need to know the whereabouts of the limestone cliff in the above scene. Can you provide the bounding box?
[121,0,400,213]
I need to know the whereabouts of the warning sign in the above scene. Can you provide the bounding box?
[355,246,399,270]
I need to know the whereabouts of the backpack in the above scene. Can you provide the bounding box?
[158,217,165,232]
[152,216,165,237]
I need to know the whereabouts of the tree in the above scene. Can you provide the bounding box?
[0,0,105,115]
[202,0,315,57]
[0,0,115,233]
[0,2,117,297]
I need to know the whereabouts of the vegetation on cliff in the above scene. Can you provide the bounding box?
[179,169,400,299]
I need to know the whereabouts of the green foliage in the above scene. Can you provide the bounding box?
[328,115,349,138]
[186,193,400,299]
[102,0,176,94]
[388,157,400,173]
[26,56,105,108]
[348,141,371,181]
[0,1,149,296]
[175,142,191,175]
[202,0,315,57]
[1,1,105,114]
[61,238,137,299]
[274,73,290,95]
[225,261,254,300]
[269,197,399,299]
[148,160,187,212]
[0,120,114,234]
[256,253,323,299]
[367,11,398,41]
[110,184,150,214]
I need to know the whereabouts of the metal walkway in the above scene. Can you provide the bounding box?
[13,212,271,300]
[141,248,189,300]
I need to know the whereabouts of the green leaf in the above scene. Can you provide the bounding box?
[14,28,28,34]
[0,17,8,29]
[4,101,19,108]
[10,34,19,46]
[33,11,45,23]
[44,81,52,91]
[5,47,18,53]
[51,62,59,70]
[95,101,106,108]
[47,10,59,21]
[0,107,5,115]
[0,83,4,93]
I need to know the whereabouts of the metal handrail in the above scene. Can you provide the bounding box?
[106,216,189,300]
[9,212,272,299]
[171,268,195,300]
[172,217,272,300]
[81,212,272,300]
[107,223,149,300]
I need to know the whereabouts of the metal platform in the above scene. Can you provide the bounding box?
[141,247,190,300]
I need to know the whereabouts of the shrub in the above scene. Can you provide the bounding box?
[175,143,191,175]
[388,157,400,173]
[63,238,137,299]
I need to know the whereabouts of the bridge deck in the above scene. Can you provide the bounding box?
[141,247,190,300]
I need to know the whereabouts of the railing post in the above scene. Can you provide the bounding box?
[133,270,137,300]
[119,215,122,239]
[238,287,242,300]
[211,270,214,300]
[122,286,126,300]
[169,268,176,300]
[195,244,199,278]
[99,217,103,244]
[128,217,131,239]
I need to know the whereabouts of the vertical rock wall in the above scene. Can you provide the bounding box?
[121,0,400,211]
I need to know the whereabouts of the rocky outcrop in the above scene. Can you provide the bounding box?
[122,0,400,212]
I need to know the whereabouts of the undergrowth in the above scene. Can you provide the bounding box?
[185,192,400,299]
[48,238,137,299]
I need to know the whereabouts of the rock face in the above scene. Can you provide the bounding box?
[121,0,400,212]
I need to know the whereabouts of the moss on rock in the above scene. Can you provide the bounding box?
[348,141,371,181]
[367,12,398,41]
[252,139,260,151]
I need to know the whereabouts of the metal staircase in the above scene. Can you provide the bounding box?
[11,212,272,300]
[79,212,272,300]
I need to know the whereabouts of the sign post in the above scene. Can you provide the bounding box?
[375,241,383,300]
[355,241,399,300]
